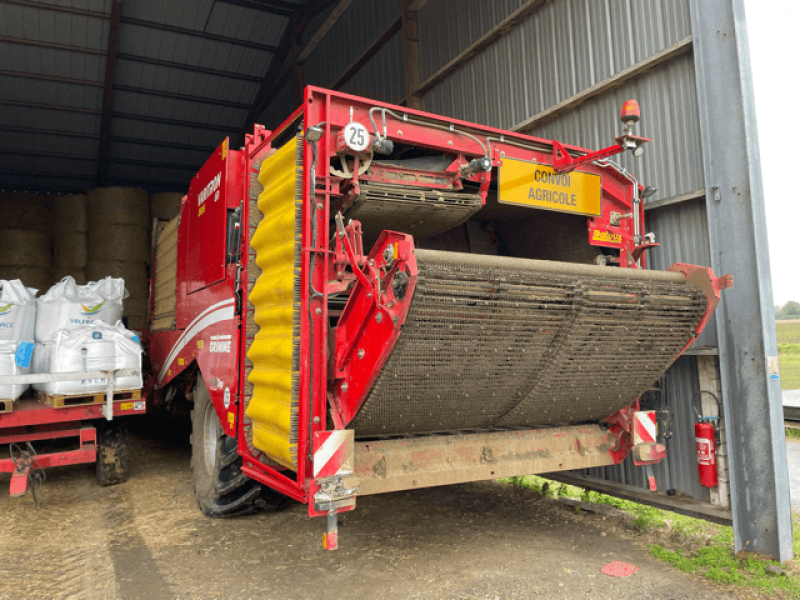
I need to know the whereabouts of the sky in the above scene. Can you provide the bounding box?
[743,0,800,307]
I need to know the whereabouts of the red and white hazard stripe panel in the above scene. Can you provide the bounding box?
[313,430,354,479]
[632,410,657,446]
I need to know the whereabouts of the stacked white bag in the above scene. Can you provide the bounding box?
[36,276,127,343]
[0,280,37,400]
[33,276,141,396]
[33,321,142,396]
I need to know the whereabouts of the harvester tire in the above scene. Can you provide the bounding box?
[96,422,130,486]
[191,375,277,517]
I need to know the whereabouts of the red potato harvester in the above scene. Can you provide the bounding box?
[146,87,731,549]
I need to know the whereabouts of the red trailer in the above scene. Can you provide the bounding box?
[147,87,730,549]
[0,369,144,498]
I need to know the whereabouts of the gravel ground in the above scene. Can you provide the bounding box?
[0,416,754,600]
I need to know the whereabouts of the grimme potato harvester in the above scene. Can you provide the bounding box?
[147,87,730,549]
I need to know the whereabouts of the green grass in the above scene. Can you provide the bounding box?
[777,321,800,344]
[786,427,800,440]
[502,475,800,597]
[777,322,800,390]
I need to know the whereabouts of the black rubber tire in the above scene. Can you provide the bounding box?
[96,422,130,486]
[190,374,273,517]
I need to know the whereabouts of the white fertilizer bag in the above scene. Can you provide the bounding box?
[35,276,128,343]
[35,321,142,396]
[0,340,33,400]
[0,279,37,343]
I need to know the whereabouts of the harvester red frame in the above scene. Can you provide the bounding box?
[148,87,728,532]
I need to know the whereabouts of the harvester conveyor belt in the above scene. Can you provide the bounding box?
[350,250,706,437]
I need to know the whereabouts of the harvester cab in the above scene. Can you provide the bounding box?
[147,87,731,550]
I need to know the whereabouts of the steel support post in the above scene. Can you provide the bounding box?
[689,0,793,561]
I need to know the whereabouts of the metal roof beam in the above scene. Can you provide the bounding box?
[0,99,101,114]
[107,136,216,153]
[414,0,550,97]
[239,0,338,141]
[7,126,220,153]
[97,1,123,186]
[0,0,110,20]
[112,111,233,133]
[0,126,98,139]
[215,0,295,17]
[2,170,188,190]
[512,35,693,133]
[0,149,199,171]
[116,53,262,83]
[113,84,252,110]
[332,18,401,90]
[0,36,106,55]
[295,0,353,64]
[119,16,277,53]
[0,70,103,87]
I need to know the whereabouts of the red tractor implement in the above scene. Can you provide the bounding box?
[147,87,730,549]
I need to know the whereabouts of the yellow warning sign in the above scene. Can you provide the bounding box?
[498,159,602,216]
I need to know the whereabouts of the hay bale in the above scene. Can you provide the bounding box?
[86,187,149,229]
[52,266,86,285]
[150,193,184,221]
[0,231,51,267]
[54,232,87,267]
[86,260,148,299]
[52,194,88,233]
[0,193,52,232]
[87,225,149,263]
[0,267,51,294]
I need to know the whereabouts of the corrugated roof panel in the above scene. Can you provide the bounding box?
[110,116,226,148]
[0,129,98,157]
[530,55,703,202]
[0,76,102,110]
[103,162,195,186]
[255,77,292,132]
[0,44,105,81]
[646,197,716,347]
[1,173,95,193]
[123,0,215,30]
[206,2,288,47]
[117,24,272,79]
[2,153,96,178]
[108,140,211,167]
[0,3,109,46]
[0,105,100,134]
[114,59,260,105]
[418,0,526,81]
[421,0,691,124]
[31,0,111,12]
[340,31,403,104]
[111,89,246,129]
[304,0,400,89]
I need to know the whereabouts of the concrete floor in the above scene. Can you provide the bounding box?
[0,416,747,600]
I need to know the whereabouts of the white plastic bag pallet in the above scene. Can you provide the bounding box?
[34,321,142,396]
[0,279,37,343]
[35,276,127,343]
[0,340,30,400]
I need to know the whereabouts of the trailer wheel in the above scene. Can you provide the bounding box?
[96,422,130,486]
[190,375,275,517]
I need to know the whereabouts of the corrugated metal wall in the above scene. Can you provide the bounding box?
[257,0,404,131]
[417,0,719,506]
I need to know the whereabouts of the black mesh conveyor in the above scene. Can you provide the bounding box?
[350,250,706,438]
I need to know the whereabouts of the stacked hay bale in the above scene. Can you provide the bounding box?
[86,187,150,329]
[150,192,184,221]
[52,194,88,284]
[0,193,52,292]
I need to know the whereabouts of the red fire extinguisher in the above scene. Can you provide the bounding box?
[693,391,720,488]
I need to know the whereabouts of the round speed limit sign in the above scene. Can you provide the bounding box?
[343,122,370,152]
